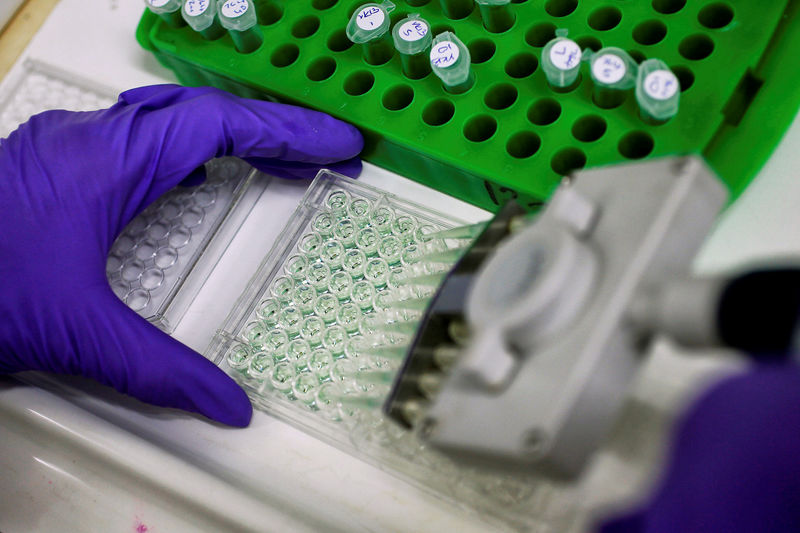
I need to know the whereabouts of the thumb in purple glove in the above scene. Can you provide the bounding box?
[0,84,364,426]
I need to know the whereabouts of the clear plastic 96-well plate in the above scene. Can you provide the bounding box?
[207,170,573,532]
[107,157,265,332]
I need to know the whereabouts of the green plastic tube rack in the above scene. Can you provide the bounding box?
[138,1,800,212]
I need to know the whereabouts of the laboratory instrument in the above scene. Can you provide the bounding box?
[386,155,728,478]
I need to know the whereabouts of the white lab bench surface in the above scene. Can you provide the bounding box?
[2,1,800,532]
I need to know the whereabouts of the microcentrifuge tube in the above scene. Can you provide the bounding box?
[542,30,582,92]
[430,32,475,94]
[182,0,226,40]
[218,0,263,53]
[438,0,474,19]
[475,0,515,34]
[588,47,637,109]
[636,59,680,124]
[392,14,432,80]
[144,0,186,28]
[346,2,396,66]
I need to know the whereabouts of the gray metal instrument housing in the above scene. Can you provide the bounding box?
[419,156,727,478]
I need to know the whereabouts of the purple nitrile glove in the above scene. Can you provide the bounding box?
[0,84,363,427]
[597,364,800,533]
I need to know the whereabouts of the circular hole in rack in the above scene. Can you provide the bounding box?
[545,0,578,17]
[327,29,354,52]
[525,23,557,47]
[528,98,561,125]
[652,0,686,14]
[511,0,529,3]
[292,15,321,38]
[463,115,498,143]
[628,49,646,63]
[255,0,283,25]
[382,85,414,111]
[679,34,714,60]
[699,3,734,29]
[572,115,607,142]
[633,20,667,45]
[588,6,622,31]
[422,98,455,126]
[551,147,586,175]
[505,52,538,78]
[312,0,338,9]
[484,83,518,110]
[432,23,456,35]
[506,131,541,159]
[306,57,337,81]
[575,36,602,52]
[344,70,375,96]
[671,66,694,91]
[469,38,496,64]
[619,131,655,159]
[271,44,300,67]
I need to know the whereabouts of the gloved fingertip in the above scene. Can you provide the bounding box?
[201,381,253,427]
[117,84,182,106]
[180,165,207,187]
[327,157,363,180]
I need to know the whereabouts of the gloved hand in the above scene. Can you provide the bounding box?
[0,84,363,427]
[598,364,800,533]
